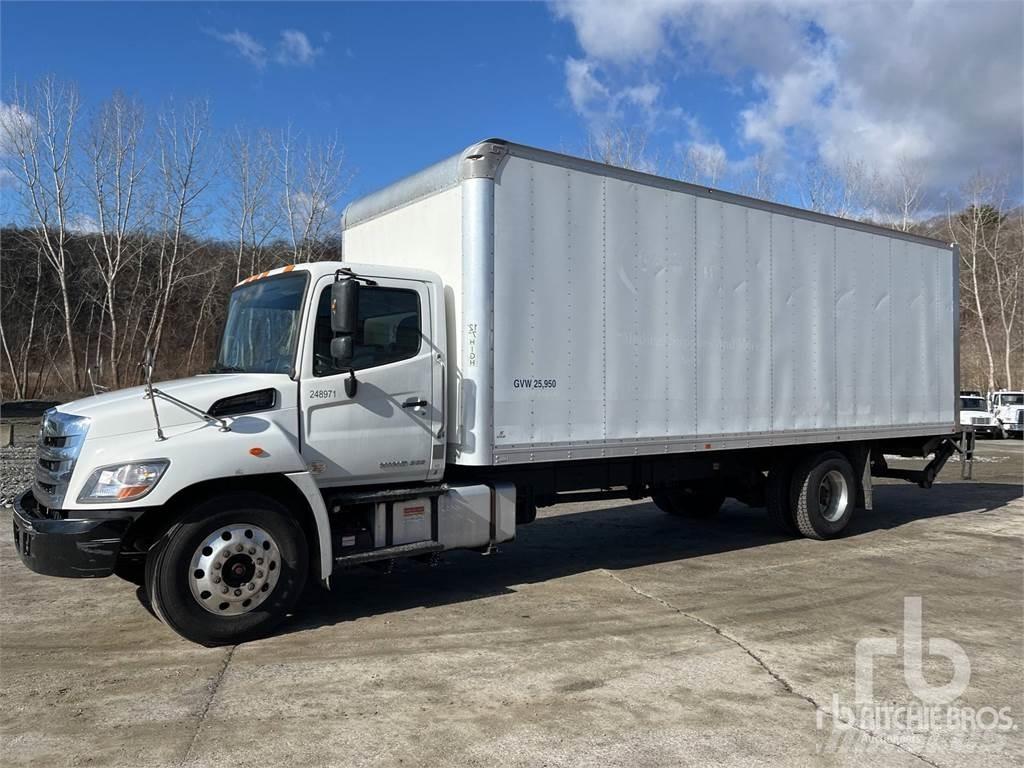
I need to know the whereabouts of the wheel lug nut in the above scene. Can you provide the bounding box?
[234,589,242,596]
[256,570,264,579]
[256,558,263,565]
[222,586,229,594]
[213,576,221,584]
[248,583,256,591]
[213,562,221,570]
[235,544,244,552]
[248,547,256,555]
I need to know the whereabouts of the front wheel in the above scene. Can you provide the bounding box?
[145,493,308,646]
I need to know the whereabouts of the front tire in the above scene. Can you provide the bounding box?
[145,493,308,646]
[790,452,856,540]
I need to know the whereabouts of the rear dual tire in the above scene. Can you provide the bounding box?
[765,451,856,539]
[790,452,856,540]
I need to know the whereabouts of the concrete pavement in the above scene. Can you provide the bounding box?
[1,440,1021,767]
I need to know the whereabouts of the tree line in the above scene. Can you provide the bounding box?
[0,80,1020,400]
[1,77,344,399]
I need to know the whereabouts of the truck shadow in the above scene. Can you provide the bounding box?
[280,480,1022,638]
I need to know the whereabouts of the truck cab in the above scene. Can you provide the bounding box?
[958,394,996,438]
[989,390,1024,438]
[12,261,515,646]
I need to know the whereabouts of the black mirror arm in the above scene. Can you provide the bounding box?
[335,267,378,287]
[345,368,358,398]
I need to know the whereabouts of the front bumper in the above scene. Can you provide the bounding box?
[966,424,999,437]
[11,489,135,578]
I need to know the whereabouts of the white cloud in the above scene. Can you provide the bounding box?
[208,28,324,69]
[565,57,670,129]
[276,30,322,66]
[0,102,34,156]
[565,57,610,116]
[553,0,1024,196]
[210,28,267,68]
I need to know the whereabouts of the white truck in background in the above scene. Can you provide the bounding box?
[989,390,1024,438]
[959,394,998,438]
[13,140,962,645]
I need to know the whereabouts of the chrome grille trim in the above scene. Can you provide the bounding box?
[32,409,90,509]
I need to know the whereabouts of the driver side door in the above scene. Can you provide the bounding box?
[300,275,438,487]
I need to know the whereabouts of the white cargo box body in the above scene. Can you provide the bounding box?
[342,140,958,467]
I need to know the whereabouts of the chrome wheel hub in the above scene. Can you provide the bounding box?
[189,524,280,615]
[818,470,849,523]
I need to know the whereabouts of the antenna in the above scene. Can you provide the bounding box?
[142,348,166,442]
[141,347,231,434]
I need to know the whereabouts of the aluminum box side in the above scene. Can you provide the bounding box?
[490,153,957,465]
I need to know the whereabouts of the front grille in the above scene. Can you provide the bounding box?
[32,409,90,509]
[971,417,990,425]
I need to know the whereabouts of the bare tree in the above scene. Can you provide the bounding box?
[965,178,1022,389]
[585,125,659,173]
[801,155,873,219]
[679,142,727,187]
[142,99,212,366]
[881,156,926,232]
[226,128,280,281]
[950,175,1000,391]
[278,126,348,262]
[739,151,777,201]
[1,77,83,390]
[82,91,147,387]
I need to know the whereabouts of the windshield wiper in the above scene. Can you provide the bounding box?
[209,364,246,374]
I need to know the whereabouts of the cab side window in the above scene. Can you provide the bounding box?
[313,285,421,377]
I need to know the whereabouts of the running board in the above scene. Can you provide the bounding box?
[333,541,444,569]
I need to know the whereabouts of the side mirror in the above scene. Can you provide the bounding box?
[330,336,353,368]
[331,278,358,334]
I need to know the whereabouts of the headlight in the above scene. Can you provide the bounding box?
[78,460,169,503]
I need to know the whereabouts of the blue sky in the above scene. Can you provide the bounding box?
[3,1,1022,230]
[3,2,593,199]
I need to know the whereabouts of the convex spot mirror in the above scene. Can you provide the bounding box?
[330,336,353,368]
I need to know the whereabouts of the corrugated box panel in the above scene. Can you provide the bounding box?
[492,156,954,457]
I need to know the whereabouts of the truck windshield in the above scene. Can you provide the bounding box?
[960,397,986,410]
[1000,394,1024,405]
[213,274,306,374]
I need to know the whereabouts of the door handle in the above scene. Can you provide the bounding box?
[402,399,428,409]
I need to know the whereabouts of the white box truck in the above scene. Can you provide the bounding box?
[12,140,961,645]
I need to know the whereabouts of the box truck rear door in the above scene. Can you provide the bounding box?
[300,275,436,486]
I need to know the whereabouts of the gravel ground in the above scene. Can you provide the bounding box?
[0,443,35,508]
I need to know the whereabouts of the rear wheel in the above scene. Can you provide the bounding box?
[652,485,726,518]
[145,492,308,646]
[790,451,856,540]
[765,462,799,535]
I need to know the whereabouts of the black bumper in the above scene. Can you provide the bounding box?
[11,489,134,578]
